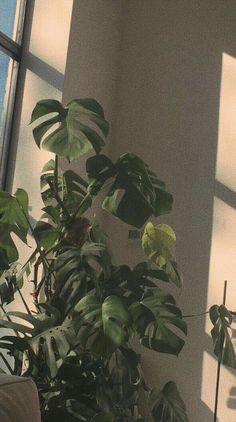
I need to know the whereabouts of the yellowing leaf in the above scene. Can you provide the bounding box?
[142,222,176,267]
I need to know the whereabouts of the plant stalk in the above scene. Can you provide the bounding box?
[47,179,71,221]
[213,280,227,422]
[183,311,209,318]
[17,287,32,315]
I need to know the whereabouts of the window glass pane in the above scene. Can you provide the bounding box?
[0,0,26,44]
[0,51,18,186]
[0,52,11,150]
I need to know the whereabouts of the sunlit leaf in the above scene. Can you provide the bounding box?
[142,222,176,267]
[31,98,109,161]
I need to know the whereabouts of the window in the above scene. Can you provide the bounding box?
[0,0,27,187]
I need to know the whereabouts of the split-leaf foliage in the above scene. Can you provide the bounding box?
[0,98,234,421]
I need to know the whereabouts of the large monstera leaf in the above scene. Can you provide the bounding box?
[31,98,109,161]
[53,242,106,314]
[40,159,88,217]
[0,305,73,377]
[210,304,236,368]
[131,288,187,356]
[86,153,173,228]
[75,295,130,353]
[0,189,29,263]
[152,381,189,422]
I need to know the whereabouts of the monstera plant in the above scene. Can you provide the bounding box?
[0,98,234,421]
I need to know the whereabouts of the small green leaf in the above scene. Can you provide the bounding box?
[0,268,17,305]
[15,188,29,214]
[33,221,59,251]
[0,190,29,262]
[165,260,183,288]
[142,222,176,267]
[210,304,236,368]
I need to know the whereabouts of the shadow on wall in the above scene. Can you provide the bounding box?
[228,387,236,410]
[104,1,236,421]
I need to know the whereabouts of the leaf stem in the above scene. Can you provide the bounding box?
[19,206,50,274]
[54,154,59,194]
[71,192,91,220]
[47,179,71,221]
[182,311,209,319]
[17,287,32,315]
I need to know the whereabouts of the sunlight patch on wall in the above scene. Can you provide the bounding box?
[216,53,236,192]
[29,0,72,74]
[207,198,236,314]
[201,52,236,418]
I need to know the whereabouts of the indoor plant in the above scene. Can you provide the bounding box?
[0,98,234,421]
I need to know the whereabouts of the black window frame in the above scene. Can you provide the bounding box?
[0,0,29,189]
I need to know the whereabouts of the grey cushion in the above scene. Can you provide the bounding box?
[0,374,41,421]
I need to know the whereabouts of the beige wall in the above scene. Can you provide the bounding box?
[64,1,236,421]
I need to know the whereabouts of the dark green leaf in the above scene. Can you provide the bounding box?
[210,304,236,368]
[76,295,129,349]
[0,190,29,262]
[31,98,109,161]
[133,262,170,283]
[30,99,65,123]
[165,260,183,288]
[33,115,60,148]
[64,170,88,196]
[153,187,173,217]
[0,248,9,271]
[0,306,73,377]
[102,154,173,228]
[131,288,187,356]
[152,381,188,422]
[91,412,114,421]
[33,221,59,251]
[0,267,17,305]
